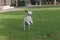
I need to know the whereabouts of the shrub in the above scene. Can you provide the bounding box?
[18,0,25,7]
[31,0,36,5]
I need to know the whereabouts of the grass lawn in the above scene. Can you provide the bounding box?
[0,7,60,40]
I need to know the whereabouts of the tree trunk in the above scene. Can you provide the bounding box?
[40,0,41,6]
[25,0,27,6]
[16,0,18,7]
[27,0,31,7]
[4,0,6,5]
[54,0,56,5]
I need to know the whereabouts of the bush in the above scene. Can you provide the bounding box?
[11,4,16,6]
[37,1,40,5]
[31,0,36,5]
[18,0,25,7]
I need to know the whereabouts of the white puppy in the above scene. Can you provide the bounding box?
[24,10,33,30]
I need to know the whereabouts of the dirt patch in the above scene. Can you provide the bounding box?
[0,7,27,13]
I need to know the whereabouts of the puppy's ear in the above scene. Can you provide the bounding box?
[25,10,28,12]
[29,10,31,11]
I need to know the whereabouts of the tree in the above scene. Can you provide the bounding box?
[31,0,36,5]
[54,0,56,5]
[4,0,6,5]
[16,0,18,7]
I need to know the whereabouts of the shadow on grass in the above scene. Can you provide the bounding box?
[0,19,26,40]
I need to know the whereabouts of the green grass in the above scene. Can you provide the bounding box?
[0,8,60,40]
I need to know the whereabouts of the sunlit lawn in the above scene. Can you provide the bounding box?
[0,7,60,40]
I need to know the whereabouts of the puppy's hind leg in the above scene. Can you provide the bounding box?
[24,24,26,31]
[27,22,30,29]
[24,21,26,31]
